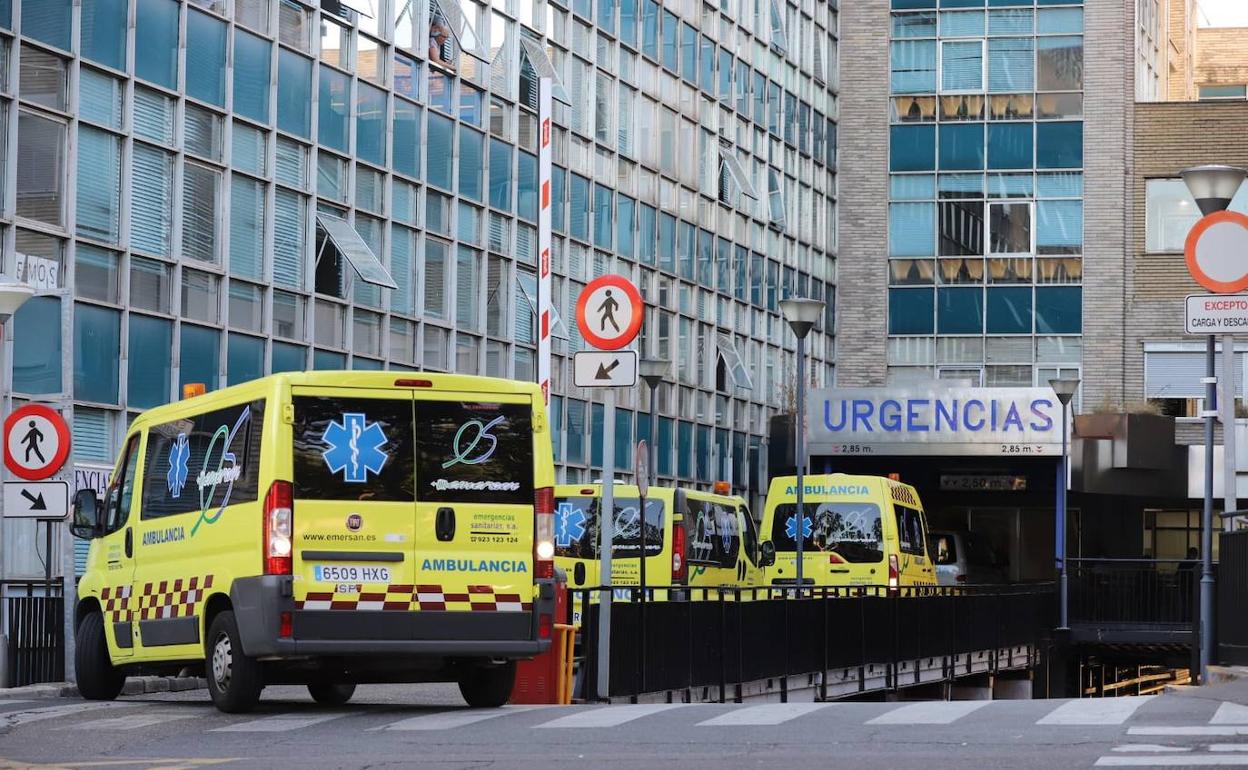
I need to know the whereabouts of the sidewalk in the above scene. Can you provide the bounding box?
[0,676,206,699]
[1164,666,1248,705]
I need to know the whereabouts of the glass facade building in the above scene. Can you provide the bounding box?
[885,0,1083,389]
[1,0,837,502]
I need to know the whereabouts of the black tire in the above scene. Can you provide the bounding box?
[307,682,355,705]
[205,611,263,713]
[75,612,124,701]
[457,661,516,708]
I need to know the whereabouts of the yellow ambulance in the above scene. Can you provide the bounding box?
[70,372,557,713]
[759,474,936,589]
[554,483,766,601]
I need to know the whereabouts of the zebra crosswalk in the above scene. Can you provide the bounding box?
[2,691,1245,739]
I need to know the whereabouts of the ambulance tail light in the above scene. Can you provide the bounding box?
[888,554,900,595]
[538,612,553,640]
[279,611,293,639]
[534,486,555,580]
[264,481,293,576]
[671,524,687,583]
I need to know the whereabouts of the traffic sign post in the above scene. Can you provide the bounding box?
[575,275,643,350]
[2,480,69,519]
[1184,202,1248,684]
[634,438,649,694]
[4,404,71,481]
[574,274,644,700]
[573,350,638,388]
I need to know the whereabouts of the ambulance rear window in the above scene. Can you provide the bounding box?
[553,496,664,559]
[292,396,415,502]
[415,400,534,505]
[770,502,884,563]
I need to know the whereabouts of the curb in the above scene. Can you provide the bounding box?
[1209,666,1248,685]
[0,676,206,699]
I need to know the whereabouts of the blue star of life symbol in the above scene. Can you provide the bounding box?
[167,433,190,498]
[555,502,587,548]
[785,513,813,542]
[322,413,388,483]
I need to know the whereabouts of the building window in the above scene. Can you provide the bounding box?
[888,288,935,335]
[74,303,120,404]
[16,111,65,227]
[182,269,221,324]
[1199,84,1247,101]
[182,162,221,263]
[131,144,174,256]
[277,50,312,138]
[76,126,121,243]
[135,0,179,89]
[129,256,171,313]
[81,0,127,71]
[232,31,271,124]
[128,314,172,408]
[941,40,983,92]
[180,324,221,392]
[13,296,63,395]
[1144,178,1243,254]
[186,10,227,107]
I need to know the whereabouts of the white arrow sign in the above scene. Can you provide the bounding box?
[573,350,638,388]
[3,480,70,520]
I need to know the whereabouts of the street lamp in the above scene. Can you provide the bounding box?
[1048,376,1079,631]
[1181,165,1247,216]
[780,297,824,592]
[1181,164,1247,682]
[0,276,34,323]
[639,359,669,487]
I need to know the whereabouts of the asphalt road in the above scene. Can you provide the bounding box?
[2,682,1248,769]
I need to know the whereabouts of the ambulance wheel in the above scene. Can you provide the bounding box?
[76,612,124,700]
[457,661,516,708]
[307,682,355,705]
[206,611,263,713]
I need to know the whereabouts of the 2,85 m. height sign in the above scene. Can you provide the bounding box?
[1185,294,1248,334]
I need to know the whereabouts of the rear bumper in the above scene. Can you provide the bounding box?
[232,576,555,659]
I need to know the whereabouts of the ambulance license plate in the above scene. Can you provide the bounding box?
[313,565,391,583]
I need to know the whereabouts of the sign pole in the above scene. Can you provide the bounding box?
[1223,333,1238,531]
[537,76,552,406]
[596,390,615,701]
[1202,336,1216,682]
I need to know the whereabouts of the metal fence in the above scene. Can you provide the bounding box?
[1219,532,1248,665]
[1067,559,1197,627]
[3,580,65,687]
[572,584,1054,701]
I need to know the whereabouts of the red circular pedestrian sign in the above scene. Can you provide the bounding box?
[4,404,71,481]
[575,275,643,350]
[1185,211,1248,293]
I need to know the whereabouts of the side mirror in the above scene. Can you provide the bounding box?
[71,489,101,540]
[759,540,776,568]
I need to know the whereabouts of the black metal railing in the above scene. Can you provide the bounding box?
[4,580,65,687]
[1218,532,1248,665]
[1067,559,1198,627]
[570,583,1054,701]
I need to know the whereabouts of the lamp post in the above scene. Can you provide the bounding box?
[1048,376,1080,631]
[1181,164,1247,682]
[0,274,33,640]
[639,359,669,488]
[780,297,824,592]
[637,358,667,601]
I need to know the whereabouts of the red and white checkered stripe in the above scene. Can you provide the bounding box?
[136,575,214,620]
[100,585,133,623]
[297,584,532,613]
[537,79,553,405]
[98,575,214,623]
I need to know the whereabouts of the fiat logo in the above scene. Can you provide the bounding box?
[346,514,362,531]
